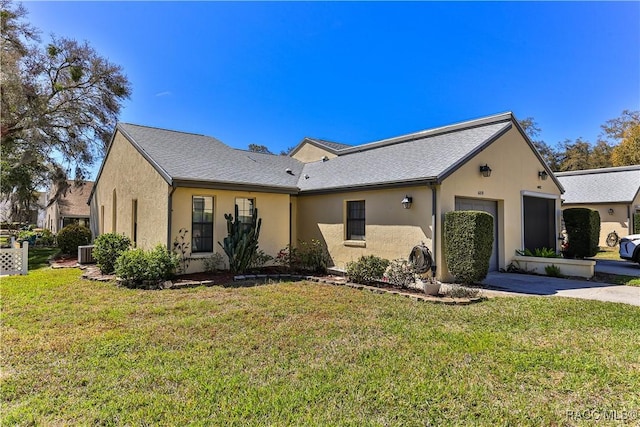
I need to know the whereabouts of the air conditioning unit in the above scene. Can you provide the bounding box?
[78,245,95,264]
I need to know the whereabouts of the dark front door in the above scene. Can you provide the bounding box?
[523,196,556,251]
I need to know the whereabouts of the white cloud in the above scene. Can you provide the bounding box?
[155,91,172,97]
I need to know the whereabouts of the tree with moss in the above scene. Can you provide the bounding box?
[1,0,131,221]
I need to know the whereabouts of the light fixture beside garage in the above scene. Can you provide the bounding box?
[608,208,614,215]
[538,170,548,180]
[401,195,413,209]
[479,164,492,178]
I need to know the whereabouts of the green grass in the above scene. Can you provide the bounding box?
[591,247,622,261]
[27,247,60,270]
[2,269,639,426]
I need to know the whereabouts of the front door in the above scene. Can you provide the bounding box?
[455,197,499,271]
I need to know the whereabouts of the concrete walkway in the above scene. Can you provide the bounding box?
[481,272,640,306]
[593,259,640,277]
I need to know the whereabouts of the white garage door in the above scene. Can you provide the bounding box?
[455,197,499,271]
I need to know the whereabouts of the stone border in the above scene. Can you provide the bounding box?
[78,266,484,304]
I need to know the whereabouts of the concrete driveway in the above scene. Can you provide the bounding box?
[593,259,640,277]
[481,271,640,306]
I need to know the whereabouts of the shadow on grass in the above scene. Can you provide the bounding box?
[28,247,60,271]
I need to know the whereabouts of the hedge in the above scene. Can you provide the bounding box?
[444,210,493,284]
[56,224,92,255]
[634,213,640,235]
[563,208,600,258]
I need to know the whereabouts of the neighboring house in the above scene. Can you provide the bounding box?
[556,165,640,245]
[0,192,47,227]
[89,112,563,281]
[46,181,93,233]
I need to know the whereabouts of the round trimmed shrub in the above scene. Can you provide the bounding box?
[93,233,132,274]
[563,208,600,258]
[56,224,92,255]
[444,210,493,284]
[115,245,179,288]
[346,255,390,284]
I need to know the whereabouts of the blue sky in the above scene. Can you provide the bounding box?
[25,1,640,173]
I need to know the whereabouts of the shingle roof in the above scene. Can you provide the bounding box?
[97,112,556,196]
[304,138,352,152]
[57,181,93,216]
[556,165,640,204]
[298,120,513,191]
[117,124,304,192]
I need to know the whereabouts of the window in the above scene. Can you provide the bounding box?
[235,198,255,229]
[192,196,213,252]
[131,200,138,246]
[346,200,365,240]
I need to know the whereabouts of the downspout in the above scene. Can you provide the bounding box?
[430,183,438,277]
[167,184,177,249]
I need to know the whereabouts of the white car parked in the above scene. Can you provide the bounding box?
[619,234,640,264]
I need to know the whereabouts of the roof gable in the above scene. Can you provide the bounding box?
[55,180,93,216]
[297,119,513,192]
[116,123,304,192]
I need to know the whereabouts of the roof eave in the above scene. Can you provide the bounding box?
[172,178,299,195]
[298,177,437,195]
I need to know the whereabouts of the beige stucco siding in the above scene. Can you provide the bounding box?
[291,143,338,163]
[91,131,169,248]
[562,202,636,246]
[296,187,433,270]
[438,127,562,279]
[171,188,291,273]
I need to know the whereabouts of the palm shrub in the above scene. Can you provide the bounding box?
[444,210,493,284]
[56,224,92,255]
[346,255,390,284]
[563,208,600,258]
[218,205,262,273]
[93,233,131,274]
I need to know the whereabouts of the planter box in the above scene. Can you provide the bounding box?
[512,255,595,279]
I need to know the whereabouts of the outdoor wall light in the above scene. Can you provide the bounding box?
[479,164,492,178]
[608,208,614,215]
[401,195,413,209]
[538,170,548,180]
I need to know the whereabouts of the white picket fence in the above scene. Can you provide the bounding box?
[0,241,29,276]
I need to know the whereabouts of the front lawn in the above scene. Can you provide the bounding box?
[2,269,639,426]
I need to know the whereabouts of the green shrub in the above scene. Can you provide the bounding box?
[544,264,563,278]
[516,247,560,258]
[444,210,494,284]
[37,229,55,247]
[56,224,92,255]
[634,213,640,234]
[203,253,225,273]
[275,239,328,273]
[383,259,418,289]
[249,249,273,270]
[298,239,328,273]
[346,255,390,284]
[115,245,179,288]
[93,233,132,274]
[563,208,600,258]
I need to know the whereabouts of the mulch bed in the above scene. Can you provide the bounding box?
[50,257,484,305]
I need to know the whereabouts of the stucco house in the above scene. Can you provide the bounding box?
[45,181,93,233]
[556,165,640,246]
[89,112,563,280]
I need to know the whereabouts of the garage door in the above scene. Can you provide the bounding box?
[455,197,499,271]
